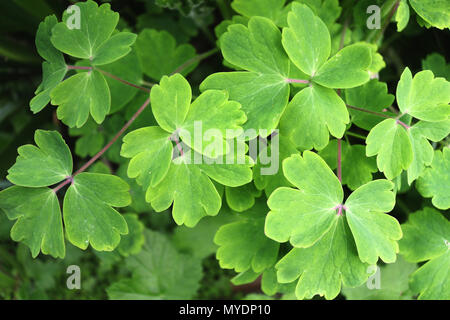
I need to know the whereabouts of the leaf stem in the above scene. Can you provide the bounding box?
[346,104,410,129]
[96,68,151,92]
[345,131,367,140]
[372,0,401,43]
[285,78,310,84]
[170,48,219,75]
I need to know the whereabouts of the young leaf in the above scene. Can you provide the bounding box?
[395,0,410,31]
[50,70,111,127]
[0,187,65,259]
[416,148,450,210]
[344,180,401,264]
[366,118,413,180]
[399,208,450,299]
[409,0,450,30]
[396,67,450,122]
[276,217,368,300]
[63,173,130,251]
[7,130,72,187]
[215,199,279,273]
[280,84,349,150]
[282,2,330,76]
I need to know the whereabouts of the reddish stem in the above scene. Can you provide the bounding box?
[337,138,342,183]
[286,78,309,84]
[96,68,150,93]
[346,104,410,129]
[67,65,92,70]
[170,134,184,157]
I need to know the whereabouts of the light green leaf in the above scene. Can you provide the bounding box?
[265,151,342,247]
[0,187,65,259]
[366,118,413,180]
[276,217,368,300]
[135,29,196,81]
[225,183,262,212]
[121,126,172,189]
[231,0,286,24]
[50,1,121,61]
[313,43,372,89]
[416,148,450,210]
[63,173,130,251]
[50,70,110,127]
[407,120,450,184]
[215,199,279,273]
[280,84,349,150]
[282,3,330,75]
[395,0,410,31]
[409,0,450,30]
[345,180,401,264]
[399,208,450,300]
[7,130,72,187]
[396,67,450,121]
[91,32,137,66]
[422,53,450,80]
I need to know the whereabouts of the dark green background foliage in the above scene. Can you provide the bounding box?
[0,0,449,300]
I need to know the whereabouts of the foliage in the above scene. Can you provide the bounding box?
[0,0,449,300]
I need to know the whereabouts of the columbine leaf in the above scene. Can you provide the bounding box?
[121,126,173,189]
[135,28,197,81]
[313,43,372,89]
[63,173,130,251]
[399,208,450,299]
[409,0,450,30]
[416,148,450,210]
[282,2,330,76]
[366,118,413,180]
[117,214,145,257]
[280,84,349,150]
[395,0,410,31]
[319,140,378,190]
[150,73,191,132]
[231,0,287,25]
[51,0,135,65]
[407,120,450,184]
[0,187,65,259]
[421,53,450,80]
[276,217,368,300]
[265,151,343,247]
[225,183,262,212]
[201,17,290,137]
[30,15,67,113]
[396,67,450,122]
[344,180,401,264]
[7,130,72,187]
[215,199,279,273]
[50,70,110,127]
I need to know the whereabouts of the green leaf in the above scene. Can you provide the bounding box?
[121,126,173,189]
[30,15,67,114]
[145,156,222,227]
[135,29,196,81]
[366,118,413,180]
[117,214,145,257]
[276,217,368,300]
[395,0,410,31]
[409,0,450,30]
[282,3,330,76]
[344,180,401,264]
[313,43,372,89]
[345,79,395,131]
[343,256,417,300]
[265,151,343,247]
[225,183,262,212]
[107,230,202,299]
[0,187,64,259]
[280,84,349,150]
[407,120,450,184]
[50,70,111,127]
[63,173,130,251]
[421,53,450,80]
[399,208,450,299]
[231,0,287,25]
[51,0,131,64]
[396,67,450,122]
[201,17,290,137]
[319,140,378,190]
[150,73,191,132]
[7,130,72,187]
[215,199,279,273]
[416,148,450,210]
